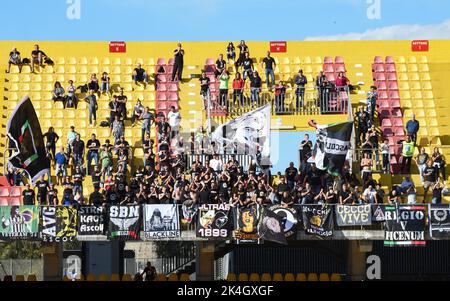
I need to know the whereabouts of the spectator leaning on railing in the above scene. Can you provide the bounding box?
[232,72,244,105]
[294,69,307,110]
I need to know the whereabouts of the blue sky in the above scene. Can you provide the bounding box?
[0,0,449,40]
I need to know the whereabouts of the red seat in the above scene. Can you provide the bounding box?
[381,119,392,127]
[335,56,344,64]
[389,91,400,100]
[324,56,333,64]
[394,127,404,136]
[378,100,390,109]
[157,92,167,101]
[335,64,346,73]
[378,91,388,100]
[392,118,404,127]
[385,56,395,64]
[168,58,175,66]
[166,101,179,110]
[166,65,174,75]
[386,73,397,81]
[385,64,396,73]
[0,187,10,197]
[167,92,179,101]
[205,58,214,65]
[157,84,167,92]
[391,108,402,117]
[387,82,398,91]
[374,73,386,81]
[9,198,21,206]
[374,56,383,64]
[390,100,401,108]
[324,64,334,73]
[376,81,387,91]
[204,65,216,74]
[157,74,167,83]
[326,73,335,82]
[9,187,22,197]
[167,83,178,92]
[372,64,385,73]
[156,58,166,66]
[390,156,398,165]
[157,102,167,111]
[0,198,8,206]
[382,128,394,137]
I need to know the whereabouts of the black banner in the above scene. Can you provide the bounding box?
[336,204,371,226]
[268,204,299,238]
[196,204,233,239]
[143,204,181,239]
[259,207,287,245]
[371,204,387,222]
[384,205,426,247]
[108,205,141,240]
[429,204,450,239]
[234,204,263,244]
[7,96,50,184]
[78,206,105,236]
[302,205,333,237]
[40,206,78,242]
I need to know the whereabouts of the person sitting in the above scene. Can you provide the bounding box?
[52,81,65,104]
[65,80,78,108]
[131,99,145,127]
[132,63,149,84]
[30,44,48,73]
[88,73,100,93]
[214,54,227,77]
[226,42,236,63]
[7,47,22,73]
[274,81,287,113]
[335,72,350,90]
[100,72,110,94]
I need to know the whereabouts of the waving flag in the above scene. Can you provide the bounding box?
[7,96,50,184]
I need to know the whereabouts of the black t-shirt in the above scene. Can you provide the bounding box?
[219,181,229,197]
[199,189,210,204]
[157,121,170,134]
[47,189,58,205]
[308,170,322,187]
[73,172,83,186]
[301,140,313,153]
[72,140,85,155]
[36,180,48,195]
[174,49,184,63]
[43,132,59,146]
[433,187,443,200]
[263,57,276,70]
[285,167,298,181]
[424,166,437,182]
[89,191,104,206]
[107,190,119,205]
[22,189,35,205]
[216,59,226,70]
[237,45,248,55]
[134,68,145,79]
[63,182,74,196]
[32,50,46,57]
[340,191,351,203]
[87,139,101,154]
[199,76,210,91]
[277,183,288,194]
[243,58,253,70]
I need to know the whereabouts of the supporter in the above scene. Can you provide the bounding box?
[319,77,335,112]
[285,162,298,190]
[303,163,322,195]
[88,73,100,93]
[375,184,385,204]
[62,176,74,206]
[22,184,35,205]
[261,51,276,90]
[423,159,437,202]
[167,106,181,140]
[156,117,171,142]
[111,115,124,143]
[226,42,236,63]
[89,186,104,206]
[218,70,230,109]
[30,44,48,73]
[335,72,350,90]
[117,150,128,175]
[142,262,157,282]
[7,47,22,73]
[73,165,84,196]
[231,72,244,105]
[387,188,400,205]
[362,184,377,204]
[172,43,185,82]
[400,176,416,204]
[405,114,420,144]
[47,183,58,206]
[52,81,66,107]
[432,180,444,205]
[241,52,254,80]
[380,139,390,174]
[366,86,378,120]
[294,69,307,109]
[35,175,49,205]
[100,72,110,94]
[132,63,149,84]
[100,145,113,181]
[86,134,100,175]
[84,89,98,127]
[72,134,85,173]
[274,81,287,113]
[66,126,78,156]
[65,80,78,109]
[117,88,128,120]
[140,107,155,144]
[215,54,227,77]
[114,136,130,161]
[55,147,69,186]
[235,40,249,71]
[299,134,313,164]
[360,152,373,183]
[131,100,145,127]
[339,183,353,204]
[432,147,446,182]
[43,127,59,161]
[91,166,102,189]
[355,107,369,145]
[368,125,379,165]
[415,147,429,183]
[199,71,211,101]
[248,71,262,104]
[399,135,415,174]
[315,71,327,99]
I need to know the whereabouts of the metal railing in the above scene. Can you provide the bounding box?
[184,153,254,172]
[354,147,391,173]
[0,259,43,280]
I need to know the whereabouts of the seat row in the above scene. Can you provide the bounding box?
[226,272,342,281]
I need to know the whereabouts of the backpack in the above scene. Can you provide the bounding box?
[44,57,54,65]
[100,121,110,127]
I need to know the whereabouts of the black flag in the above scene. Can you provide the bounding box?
[259,207,287,245]
[7,96,50,184]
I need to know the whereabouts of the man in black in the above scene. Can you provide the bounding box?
[285,162,298,190]
[299,134,313,164]
[109,96,120,124]
[106,186,119,205]
[31,44,47,73]
[117,89,128,120]
[43,127,59,161]
[156,117,171,141]
[242,52,253,80]
[86,134,100,175]
[199,72,210,100]
[276,177,289,200]
[172,43,185,82]
[355,107,369,145]
[72,134,85,172]
[294,69,307,109]
[35,175,49,205]
[22,184,35,205]
[261,51,276,90]
[47,184,58,206]
[89,186,104,206]
[132,63,148,84]
[215,54,227,77]
[305,163,323,196]
[423,160,437,202]
[235,40,249,71]
[141,261,157,281]
[115,135,130,158]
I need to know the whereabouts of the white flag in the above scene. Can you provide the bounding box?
[211,105,271,161]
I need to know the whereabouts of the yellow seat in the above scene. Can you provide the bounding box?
[412,91,423,100]
[410,82,421,90]
[296,273,307,281]
[110,274,120,281]
[423,91,434,99]
[237,273,249,281]
[414,109,425,117]
[284,273,295,281]
[102,57,111,65]
[167,274,178,281]
[429,127,440,136]
[396,64,407,73]
[307,273,318,281]
[86,274,96,281]
[112,58,122,65]
[67,57,77,65]
[78,66,88,74]
[430,137,442,146]
[112,66,122,74]
[88,66,99,74]
[319,273,330,281]
[56,66,65,73]
[98,274,109,281]
[407,64,418,72]
[422,81,432,90]
[419,56,428,63]
[417,127,428,136]
[397,73,408,81]
[179,273,190,281]
[56,57,65,65]
[15,275,25,281]
[423,100,435,108]
[418,64,429,72]
[27,274,37,281]
[408,73,420,81]
[89,57,99,65]
[249,273,260,281]
[145,58,155,65]
[408,56,417,64]
[63,275,71,281]
[121,274,132,281]
[397,56,406,63]
[226,273,237,281]
[155,274,167,281]
[420,73,431,81]
[272,273,283,281]
[76,275,85,281]
[330,273,342,281]
[426,109,437,117]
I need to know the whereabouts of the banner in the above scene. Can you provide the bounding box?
[268,204,298,238]
[371,204,388,222]
[196,204,233,239]
[7,96,50,184]
[384,205,426,247]
[302,205,333,238]
[258,207,287,245]
[40,206,78,242]
[0,206,39,239]
[108,205,141,240]
[312,121,353,176]
[211,105,271,165]
[78,206,105,236]
[429,204,450,239]
[143,204,180,239]
[234,204,263,244]
[336,204,372,226]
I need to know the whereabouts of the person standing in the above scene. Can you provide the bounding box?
[86,134,100,176]
[22,184,35,205]
[85,90,98,127]
[399,135,415,174]
[35,175,49,205]
[141,261,157,281]
[43,127,59,161]
[415,147,429,183]
[299,134,313,164]
[167,106,181,140]
[405,114,420,144]
[72,134,85,172]
[172,43,185,82]
[140,107,155,144]
[111,115,124,144]
[248,71,262,104]
[294,69,307,110]
[219,70,230,110]
[261,51,276,90]
[366,86,378,120]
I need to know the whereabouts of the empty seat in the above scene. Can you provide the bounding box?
[319,273,330,281]
[15,275,25,281]
[98,274,109,281]
[330,273,342,281]
[272,273,283,281]
[307,273,318,281]
[27,275,37,281]
[226,273,237,281]
[167,274,178,281]
[179,273,190,281]
[0,187,10,197]
[121,274,132,281]
[324,56,333,64]
[237,273,248,281]
[155,274,167,281]
[0,198,8,206]
[372,64,384,73]
[10,187,22,197]
[249,273,260,281]
[381,119,392,127]
[376,81,387,90]
[374,73,386,81]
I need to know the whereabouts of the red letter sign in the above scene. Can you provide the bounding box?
[270,41,287,53]
[109,41,126,53]
[412,40,429,52]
